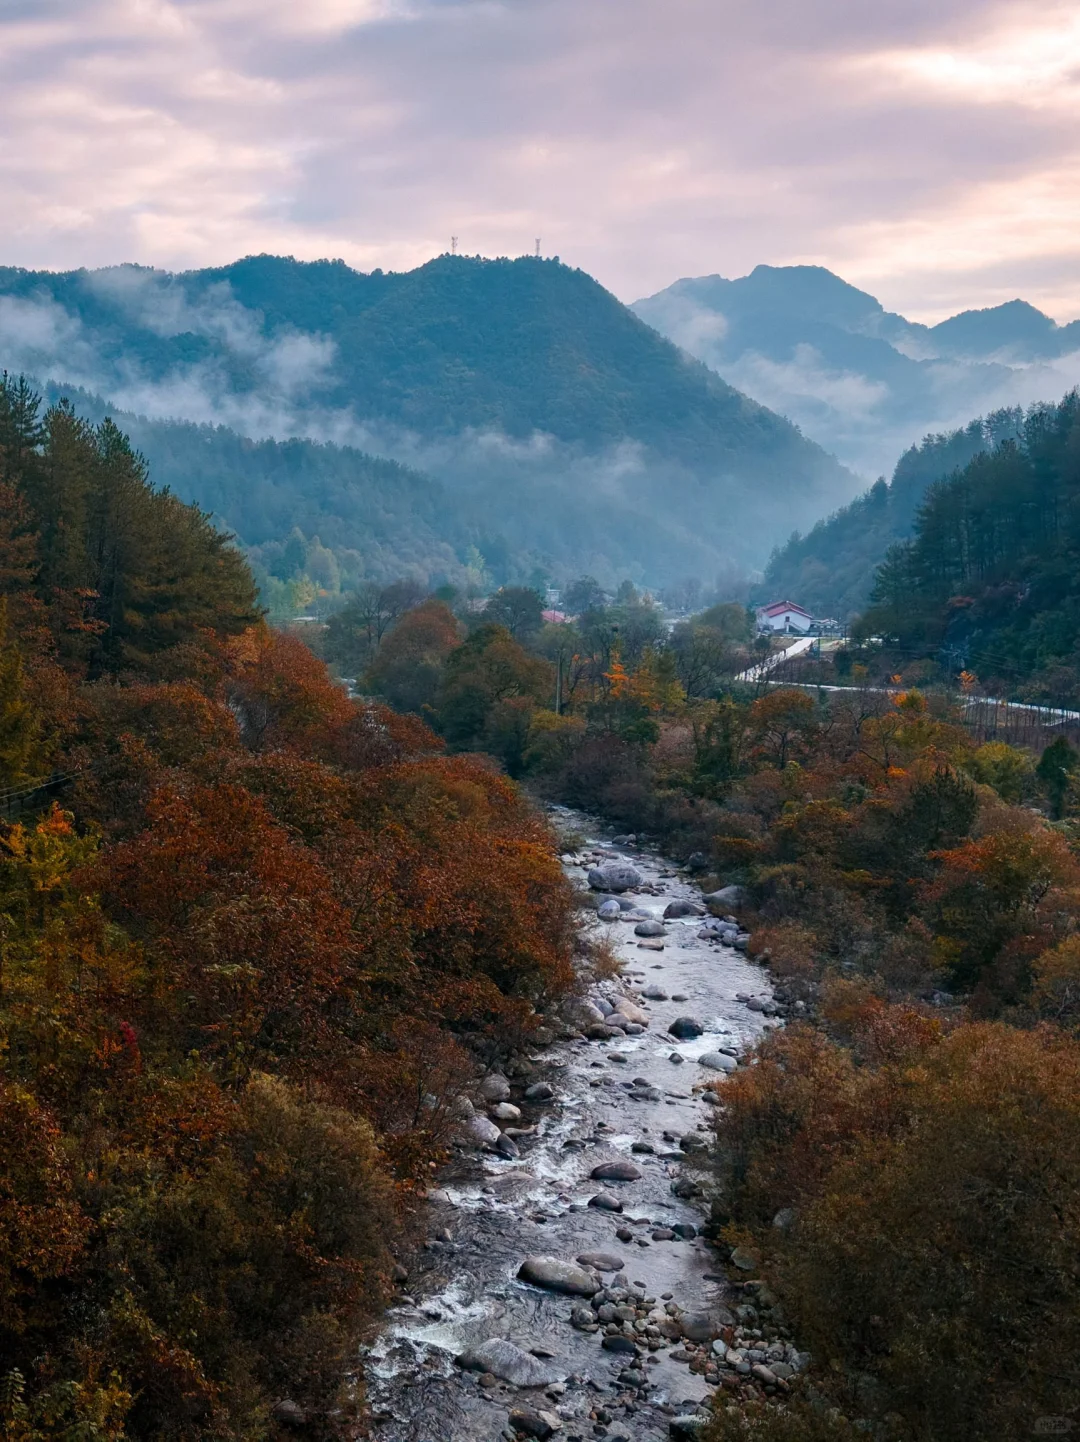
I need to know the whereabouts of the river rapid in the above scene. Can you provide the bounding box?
[364,808,779,1442]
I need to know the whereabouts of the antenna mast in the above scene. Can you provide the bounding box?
[451,236,458,256]
[535,238,541,259]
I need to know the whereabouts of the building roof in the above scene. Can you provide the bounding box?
[757,599,813,618]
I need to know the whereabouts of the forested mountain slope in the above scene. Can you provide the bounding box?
[45,384,469,600]
[0,255,856,584]
[862,390,1080,700]
[0,374,574,1437]
[759,408,1023,619]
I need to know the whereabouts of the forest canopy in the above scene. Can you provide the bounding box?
[0,375,576,1440]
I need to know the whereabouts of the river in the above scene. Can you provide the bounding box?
[363,808,779,1442]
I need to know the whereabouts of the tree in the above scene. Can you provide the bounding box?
[365,599,461,713]
[749,689,817,769]
[435,624,553,772]
[482,586,544,639]
[1037,736,1079,818]
[563,576,607,615]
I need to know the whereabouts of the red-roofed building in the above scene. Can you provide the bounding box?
[755,600,814,634]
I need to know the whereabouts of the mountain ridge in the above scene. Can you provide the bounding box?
[633,265,1080,477]
[0,253,857,587]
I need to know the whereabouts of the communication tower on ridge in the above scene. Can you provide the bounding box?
[451,236,458,256]
[535,238,541,258]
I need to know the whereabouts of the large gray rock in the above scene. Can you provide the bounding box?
[588,1192,623,1212]
[633,920,666,937]
[698,1051,738,1073]
[597,899,622,921]
[467,1114,502,1146]
[509,1409,560,1440]
[668,1016,704,1040]
[612,997,649,1026]
[664,899,705,918]
[590,1160,642,1182]
[457,1338,566,1387]
[480,1073,512,1103]
[576,1251,625,1272]
[490,1102,522,1122]
[703,885,748,914]
[587,865,641,894]
[517,1256,599,1296]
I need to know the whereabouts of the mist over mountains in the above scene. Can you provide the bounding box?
[0,254,855,592]
[633,266,1080,478]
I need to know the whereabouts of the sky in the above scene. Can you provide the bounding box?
[3,0,1080,321]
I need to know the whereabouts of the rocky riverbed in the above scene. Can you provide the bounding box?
[363,810,801,1442]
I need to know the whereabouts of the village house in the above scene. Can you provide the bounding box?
[755,599,814,634]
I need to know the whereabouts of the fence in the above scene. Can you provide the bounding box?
[741,649,1080,749]
[0,770,81,822]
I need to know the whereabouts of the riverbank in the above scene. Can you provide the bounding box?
[363,808,795,1442]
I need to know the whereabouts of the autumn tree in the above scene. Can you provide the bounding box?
[365,598,460,713]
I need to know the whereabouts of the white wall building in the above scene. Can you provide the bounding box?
[756,600,814,634]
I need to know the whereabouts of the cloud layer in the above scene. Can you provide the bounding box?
[2,1,1080,320]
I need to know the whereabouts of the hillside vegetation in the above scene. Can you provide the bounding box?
[0,376,575,1439]
[861,389,1080,701]
[758,409,1023,619]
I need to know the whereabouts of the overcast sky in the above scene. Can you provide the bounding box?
[3,0,1080,321]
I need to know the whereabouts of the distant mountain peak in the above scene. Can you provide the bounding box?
[632,263,1080,478]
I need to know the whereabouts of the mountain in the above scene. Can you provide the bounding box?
[860,390,1080,703]
[756,409,1024,621]
[0,255,857,589]
[633,265,1080,478]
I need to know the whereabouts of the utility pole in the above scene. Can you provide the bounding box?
[555,650,562,715]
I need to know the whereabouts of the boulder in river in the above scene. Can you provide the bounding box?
[457,1338,566,1386]
[641,985,668,1000]
[597,899,622,921]
[509,1409,561,1440]
[587,864,641,894]
[668,1016,704,1039]
[612,998,649,1025]
[633,920,666,937]
[601,1335,638,1354]
[467,1114,502,1146]
[703,885,748,914]
[490,1102,522,1121]
[590,1160,642,1182]
[517,1256,599,1296]
[698,1052,738,1073]
[495,1133,520,1159]
[576,1251,625,1271]
[664,899,705,918]
[588,1192,623,1212]
[480,1073,511,1103]
[524,1082,555,1101]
